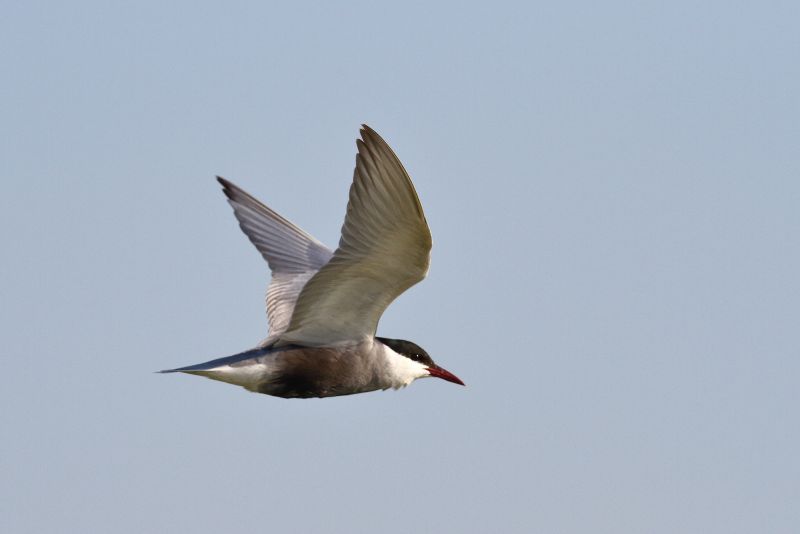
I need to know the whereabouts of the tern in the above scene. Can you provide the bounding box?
[161,125,464,398]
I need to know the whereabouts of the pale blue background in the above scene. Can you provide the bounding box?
[2,2,798,533]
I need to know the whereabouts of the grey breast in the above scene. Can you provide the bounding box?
[254,344,381,399]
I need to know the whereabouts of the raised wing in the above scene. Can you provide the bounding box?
[217,177,333,337]
[278,125,432,346]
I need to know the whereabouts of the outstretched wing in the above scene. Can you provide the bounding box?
[217,177,333,337]
[278,125,432,346]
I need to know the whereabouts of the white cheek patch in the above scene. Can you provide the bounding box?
[383,349,430,389]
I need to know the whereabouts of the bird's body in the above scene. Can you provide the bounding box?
[162,125,463,398]
[166,338,430,398]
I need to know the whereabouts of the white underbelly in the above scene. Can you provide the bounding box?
[186,363,271,390]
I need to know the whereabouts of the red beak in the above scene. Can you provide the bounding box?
[427,364,465,386]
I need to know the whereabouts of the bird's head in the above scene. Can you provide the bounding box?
[377,337,464,387]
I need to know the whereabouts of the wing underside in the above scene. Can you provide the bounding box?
[217,177,333,337]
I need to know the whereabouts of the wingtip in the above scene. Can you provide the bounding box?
[360,124,382,143]
[357,125,395,156]
[356,126,382,156]
[216,176,240,202]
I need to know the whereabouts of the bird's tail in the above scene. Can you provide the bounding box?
[157,347,271,374]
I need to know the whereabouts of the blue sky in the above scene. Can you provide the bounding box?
[2,2,798,533]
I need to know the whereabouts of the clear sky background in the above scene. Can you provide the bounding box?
[2,2,798,533]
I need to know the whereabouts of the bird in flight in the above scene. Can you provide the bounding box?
[161,125,464,398]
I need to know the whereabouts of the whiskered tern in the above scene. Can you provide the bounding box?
[161,125,463,398]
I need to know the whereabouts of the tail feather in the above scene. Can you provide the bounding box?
[158,347,271,374]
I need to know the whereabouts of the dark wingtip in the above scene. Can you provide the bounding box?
[216,175,239,202]
[217,175,231,190]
